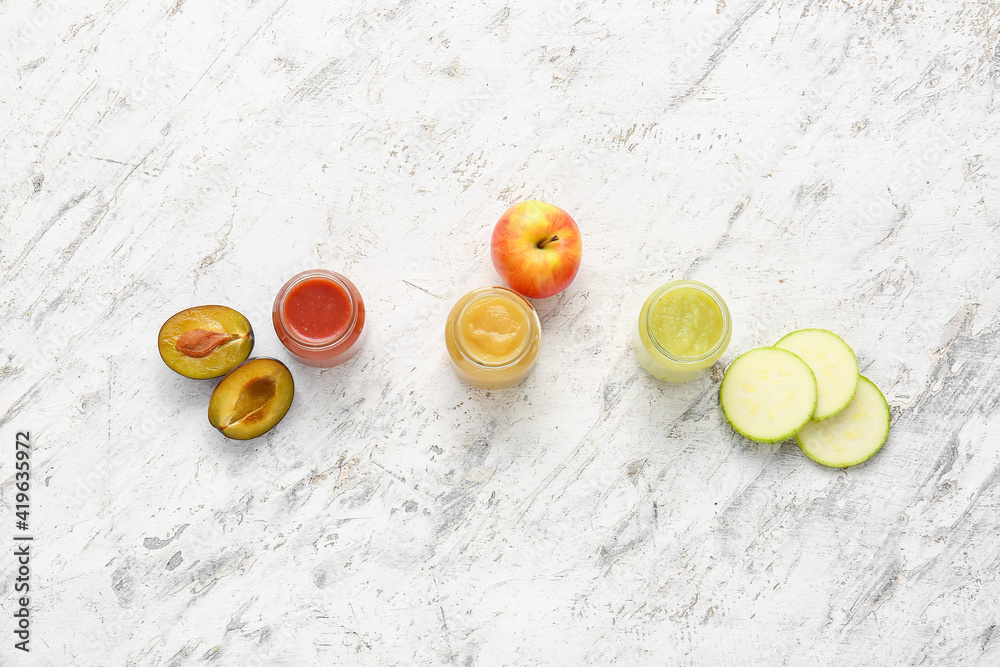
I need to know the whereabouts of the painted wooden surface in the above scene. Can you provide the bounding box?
[2,1,999,664]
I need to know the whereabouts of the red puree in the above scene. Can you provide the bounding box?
[273,269,365,367]
[283,277,351,342]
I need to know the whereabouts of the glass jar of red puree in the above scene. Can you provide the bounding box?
[272,270,365,367]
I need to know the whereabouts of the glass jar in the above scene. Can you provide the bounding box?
[272,269,366,367]
[633,280,731,383]
[445,286,541,389]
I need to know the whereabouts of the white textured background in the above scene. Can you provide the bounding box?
[2,1,1000,665]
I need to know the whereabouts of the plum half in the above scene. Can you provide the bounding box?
[208,358,294,440]
[159,305,254,379]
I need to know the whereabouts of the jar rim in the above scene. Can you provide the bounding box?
[451,286,540,370]
[643,280,731,363]
[275,269,361,351]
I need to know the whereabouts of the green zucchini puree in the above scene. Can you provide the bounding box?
[650,287,724,357]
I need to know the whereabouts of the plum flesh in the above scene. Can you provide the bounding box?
[158,305,254,379]
[208,358,294,440]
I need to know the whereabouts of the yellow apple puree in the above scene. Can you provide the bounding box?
[634,280,731,383]
[446,287,541,389]
[457,294,530,363]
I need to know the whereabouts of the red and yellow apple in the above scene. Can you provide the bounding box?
[490,200,582,299]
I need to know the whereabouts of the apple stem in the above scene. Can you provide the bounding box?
[537,235,559,249]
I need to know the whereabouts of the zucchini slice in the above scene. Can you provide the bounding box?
[774,328,859,420]
[795,376,890,468]
[720,347,818,443]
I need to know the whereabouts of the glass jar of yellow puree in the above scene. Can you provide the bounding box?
[445,286,541,389]
[633,280,731,383]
